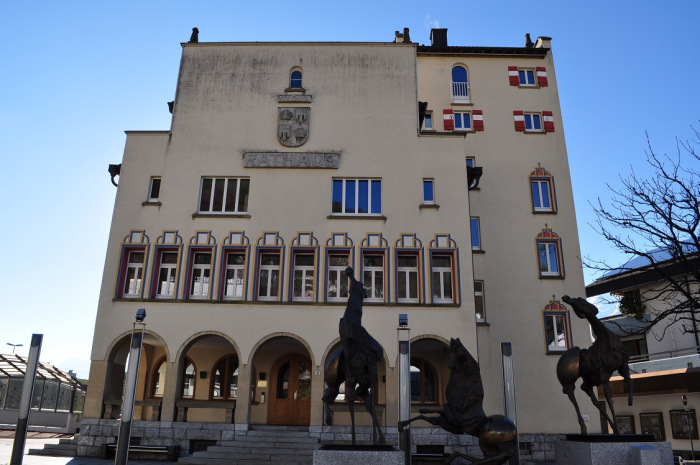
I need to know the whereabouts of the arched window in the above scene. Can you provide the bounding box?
[290,70,302,89]
[211,355,239,399]
[181,357,196,398]
[541,298,572,353]
[151,357,167,397]
[535,225,564,278]
[451,66,470,102]
[529,164,557,213]
[410,358,438,404]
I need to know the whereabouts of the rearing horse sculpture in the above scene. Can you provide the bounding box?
[398,338,517,465]
[557,295,634,434]
[322,267,385,445]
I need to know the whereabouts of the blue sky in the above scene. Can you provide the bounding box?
[1,1,698,377]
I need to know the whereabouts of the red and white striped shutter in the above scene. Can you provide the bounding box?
[536,67,548,87]
[543,111,555,132]
[443,109,454,131]
[508,66,519,86]
[472,110,484,131]
[513,111,525,132]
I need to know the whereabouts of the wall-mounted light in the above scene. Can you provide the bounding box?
[108,164,121,187]
[135,308,146,322]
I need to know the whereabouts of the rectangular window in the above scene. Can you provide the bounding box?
[465,157,475,168]
[257,253,281,301]
[292,253,315,301]
[189,252,212,299]
[223,251,246,300]
[531,180,553,212]
[148,177,161,201]
[518,69,536,86]
[454,111,472,131]
[363,254,384,302]
[198,177,250,214]
[544,313,569,352]
[331,179,381,215]
[327,253,350,301]
[524,113,542,132]
[423,179,435,204]
[122,250,145,298]
[431,255,454,303]
[474,280,485,322]
[470,218,481,250]
[156,251,178,298]
[423,113,433,130]
[397,254,419,303]
[537,242,561,276]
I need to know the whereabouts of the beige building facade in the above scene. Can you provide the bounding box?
[82,29,597,460]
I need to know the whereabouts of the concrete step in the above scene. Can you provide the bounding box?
[241,429,317,439]
[179,458,310,465]
[43,443,78,451]
[59,437,79,445]
[27,448,76,457]
[227,434,318,444]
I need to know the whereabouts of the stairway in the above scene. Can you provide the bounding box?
[178,425,317,465]
[28,436,79,457]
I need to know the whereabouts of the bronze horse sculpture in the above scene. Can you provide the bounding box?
[322,267,386,445]
[398,338,517,465]
[557,295,634,434]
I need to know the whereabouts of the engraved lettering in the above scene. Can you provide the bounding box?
[242,152,340,169]
[298,153,310,167]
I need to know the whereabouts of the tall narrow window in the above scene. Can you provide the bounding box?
[363,254,384,302]
[223,252,246,300]
[542,299,572,353]
[156,251,178,298]
[529,165,557,213]
[519,69,536,86]
[327,253,350,301]
[470,218,481,250]
[524,113,542,132]
[148,177,161,202]
[189,252,212,299]
[423,179,435,205]
[331,179,382,215]
[292,253,315,301]
[397,254,419,303]
[181,359,195,398]
[431,255,453,303]
[423,113,433,130]
[410,359,437,404]
[290,70,302,89]
[198,177,250,214]
[451,66,470,103]
[122,251,145,297]
[257,253,280,300]
[152,358,166,397]
[212,355,239,399]
[474,280,485,322]
[536,226,564,278]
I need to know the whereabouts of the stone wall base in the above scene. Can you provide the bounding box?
[555,439,673,465]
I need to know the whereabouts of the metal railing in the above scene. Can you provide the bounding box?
[451,82,470,102]
[629,345,700,363]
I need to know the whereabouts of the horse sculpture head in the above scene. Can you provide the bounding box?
[448,338,478,372]
[345,266,367,299]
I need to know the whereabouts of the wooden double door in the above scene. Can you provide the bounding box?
[268,354,312,425]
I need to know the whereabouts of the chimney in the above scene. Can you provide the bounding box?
[394,27,412,43]
[430,28,448,48]
[535,36,552,49]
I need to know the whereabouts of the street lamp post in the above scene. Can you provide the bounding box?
[397,314,411,465]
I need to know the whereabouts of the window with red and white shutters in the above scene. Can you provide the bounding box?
[508,66,548,87]
[513,111,526,131]
[473,110,484,131]
[513,111,555,132]
[542,111,554,132]
[443,109,454,131]
[508,66,519,86]
[536,67,548,87]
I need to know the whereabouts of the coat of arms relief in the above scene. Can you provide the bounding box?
[278,107,309,147]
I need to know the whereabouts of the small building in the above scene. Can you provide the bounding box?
[0,354,86,434]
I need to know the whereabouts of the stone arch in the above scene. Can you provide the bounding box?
[175,330,241,366]
[247,332,316,367]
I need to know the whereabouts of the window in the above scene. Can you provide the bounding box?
[470,218,481,250]
[474,280,485,322]
[431,255,454,303]
[542,298,571,353]
[121,250,145,298]
[290,70,302,89]
[423,113,433,130]
[222,251,246,300]
[524,113,542,132]
[292,253,315,301]
[530,165,556,213]
[410,359,437,404]
[465,157,475,168]
[198,177,250,214]
[257,253,281,301]
[451,66,470,103]
[397,254,419,303]
[189,251,212,299]
[331,179,381,215]
[152,358,166,397]
[155,250,179,298]
[148,177,161,202]
[181,358,195,398]
[327,253,350,301]
[362,253,384,302]
[454,111,472,131]
[536,227,563,277]
[423,179,435,205]
[519,69,536,86]
[212,355,238,399]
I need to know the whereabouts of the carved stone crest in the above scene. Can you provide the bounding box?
[278,107,309,147]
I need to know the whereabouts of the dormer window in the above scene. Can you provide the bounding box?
[290,69,302,89]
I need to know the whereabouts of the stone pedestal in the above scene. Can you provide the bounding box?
[555,434,672,465]
[313,443,404,465]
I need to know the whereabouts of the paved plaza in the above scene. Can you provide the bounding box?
[0,432,162,465]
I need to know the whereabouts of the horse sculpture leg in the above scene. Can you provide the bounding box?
[618,362,634,406]
[581,382,617,434]
[322,374,344,426]
[562,383,587,434]
[397,409,448,433]
[346,382,357,445]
